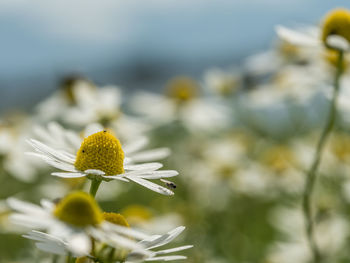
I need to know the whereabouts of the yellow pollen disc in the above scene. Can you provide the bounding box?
[261,145,295,174]
[166,76,198,102]
[54,191,103,227]
[102,212,129,227]
[322,8,350,47]
[74,130,125,176]
[121,205,153,225]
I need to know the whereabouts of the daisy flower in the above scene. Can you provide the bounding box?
[276,8,350,52]
[29,211,193,262]
[129,76,229,132]
[203,67,242,97]
[35,76,149,140]
[27,123,177,195]
[0,117,45,182]
[7,191,148,257]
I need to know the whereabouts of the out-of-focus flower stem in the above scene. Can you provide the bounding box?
[66,253,75,263]
[52,255,59,263]
[89,179,102,198]
[302,50,344,263]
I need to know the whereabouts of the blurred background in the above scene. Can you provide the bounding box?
[0,0,347,112]
[2,1,350,263]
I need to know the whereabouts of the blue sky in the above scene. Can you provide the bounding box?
[0,0,349,110]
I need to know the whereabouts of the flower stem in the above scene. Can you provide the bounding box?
[89,179,102,198]
[66,253,75,263]
[302,50,343,263]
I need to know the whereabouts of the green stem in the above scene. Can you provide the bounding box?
[89,179,102,197]
[66,253,75,263]
[302,50,344,263]
[52,255,59,263]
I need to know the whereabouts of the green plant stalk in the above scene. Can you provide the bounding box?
[52,255,59,263]
[302,50,344,263]
[66,253,75,263]
[89,179,102,197]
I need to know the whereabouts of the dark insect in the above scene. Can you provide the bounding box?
[160,179,177,189]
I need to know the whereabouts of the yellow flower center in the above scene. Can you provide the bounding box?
[121,205,153,225]
[331,133,350,161]
[54,191,103,227]
[103,212,129,227]
[166,76,198,102]
[322,8,350,47]
[74,131,125,176]
[261,145,295,174]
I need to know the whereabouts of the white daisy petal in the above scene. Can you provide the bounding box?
[145,255,187,261]
[154,245,194,255]
[23,230,64,243]
[10,214,53,229]
[102,222,150,240]
[146,226,186,250]
[84,123,104,137]
[51,172,86,178]
[89,227,147,252]
[67,233,92,256]
[126,176,174,196]
[124,163,163,171]
[26,152,77,172]
[7,198,47,216]
[65,131,82,150]
[102,175,130,182]
[27,139,75,164]
[129,148,171,162]
[326,35,350,51]
[84,169,105,175]
[36,241,67,256]
[33,125,56,145]
[40,200,55,212]
[275,25,321,47]
[123,137,149,155]
[136,170,178,180]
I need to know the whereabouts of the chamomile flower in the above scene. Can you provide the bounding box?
[26,215,192,262]
[267,205,349,263]
[7,192,146,257]
[27,123,177,195]
[129,76,229,132]
[203,67,242,97]
[0,117,44,182]
[276,8,350,52]
[36,77,148,140]
[90,218,192,262]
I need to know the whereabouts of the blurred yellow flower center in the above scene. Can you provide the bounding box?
[103,212,129,227]
[322,8,350,47]
[121,205,153,225]
[54,191,103,227]
[74,131,125,176]
[166,76,198,102]
[261,145,295,174]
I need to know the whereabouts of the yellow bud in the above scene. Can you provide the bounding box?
[166,76,198,102]
[103,212,129,227]
[74,131,125,176]
[322,8,350,48]
[54,191,103,227]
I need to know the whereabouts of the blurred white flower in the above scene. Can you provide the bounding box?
[129,76,230,133]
